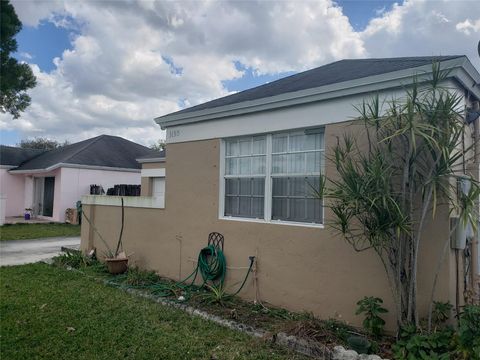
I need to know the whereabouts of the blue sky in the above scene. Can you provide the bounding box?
[15,21,74,72]
[2,0,478,146]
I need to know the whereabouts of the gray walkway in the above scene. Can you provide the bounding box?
[0,237,80,266]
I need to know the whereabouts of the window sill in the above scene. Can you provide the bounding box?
[219,216,325,229]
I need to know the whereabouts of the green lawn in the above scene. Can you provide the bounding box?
[0,223,80,240]
[0,264,306,360]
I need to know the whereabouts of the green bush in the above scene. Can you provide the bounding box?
[432,301,453,328]
[456,305,480,359]
[124,267,160,287]
[355,296,388,337]
[199,284,233,307]
[53,250,91,269]
[392,325,454,360]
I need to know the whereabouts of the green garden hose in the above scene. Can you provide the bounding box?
[112,243,254,300]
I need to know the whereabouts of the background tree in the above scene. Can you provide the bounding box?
[18,137,69,150]
[150,139,166,151]
[1,0,37,118]
[318,64,479,332]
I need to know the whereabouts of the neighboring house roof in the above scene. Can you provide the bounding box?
[156,55,480,128]
[136,149,166,163]
[0,145,45,167]
[10,135,156,173]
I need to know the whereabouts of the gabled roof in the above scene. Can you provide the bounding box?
[173,56,463,115]
[156,55,480,128]
[0,145,45,167]
[10,135,156,173]
[136,149,166,163]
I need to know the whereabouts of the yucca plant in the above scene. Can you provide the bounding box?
[317,63,479,332]
[199,283,233,307]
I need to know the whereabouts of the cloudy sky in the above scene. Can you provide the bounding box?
[1,0,479,147]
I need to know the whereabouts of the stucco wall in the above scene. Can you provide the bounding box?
[0,168,25,217]
[140,162,165,196]
[81,122,455,330]
[23,169,62,220]
[58,167,141,222]
[13,168,140,222]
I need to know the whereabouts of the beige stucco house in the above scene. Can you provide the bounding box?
[80,56,480,330]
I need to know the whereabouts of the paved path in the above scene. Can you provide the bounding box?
[0,237,80,266]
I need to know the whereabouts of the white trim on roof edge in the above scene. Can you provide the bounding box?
[9,163,141,174]
[160,78,465,144]
[155,57,480,129]
[136,157,166,164]
[141,168,165,177]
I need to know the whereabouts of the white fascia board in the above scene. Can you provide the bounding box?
[1,165,17,170]
[136,157,166,164]
[141,168,166,177]
[9,163,141,174]
[451,59,480,99]
[155,57,478,129]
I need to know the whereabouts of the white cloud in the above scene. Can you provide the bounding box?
[3,0,365,145]
[18,52,33,60]
[2,0,479,146]
[456,18,480,35]
[12,0,64,27]
[361,0,480,66]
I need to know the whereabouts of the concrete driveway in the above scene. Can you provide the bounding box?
[0,237,80,266]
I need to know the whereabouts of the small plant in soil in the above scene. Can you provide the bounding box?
[53,250,92,269]
[431,301,453,329]
[81,197,128,274]
[124,267,160,287]
[199,284,233,307]
[356,296,388,337]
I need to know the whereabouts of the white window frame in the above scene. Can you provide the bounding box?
[219,129,325,228]
[150,176,166,208]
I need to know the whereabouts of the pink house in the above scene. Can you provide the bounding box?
[0,135,155,223]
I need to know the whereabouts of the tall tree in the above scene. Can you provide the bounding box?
[0,0,37,118]
[150,139,166,151]
[18,137,68,150]
[318,64,479,331]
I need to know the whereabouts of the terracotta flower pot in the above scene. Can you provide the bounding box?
[105,257,128,274]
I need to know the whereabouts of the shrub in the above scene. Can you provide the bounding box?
[456,305,480,359]
[124,267,159,287]
[53,250,91,269]
[199,284,232,307]
[431,301,453,328]
[355,296,388,337]
[392,325,454,360]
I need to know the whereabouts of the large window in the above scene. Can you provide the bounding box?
[221,129,324,225]
[224,136,266,218]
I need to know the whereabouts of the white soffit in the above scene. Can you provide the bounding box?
[141,168,166,177]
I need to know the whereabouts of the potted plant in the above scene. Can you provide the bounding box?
[104,197,128,274]
[81,197,128,274]
[24,208,32,220]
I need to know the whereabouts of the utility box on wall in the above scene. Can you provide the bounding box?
[451,177,474,250]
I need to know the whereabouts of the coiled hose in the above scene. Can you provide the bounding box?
[117,244,253,299]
